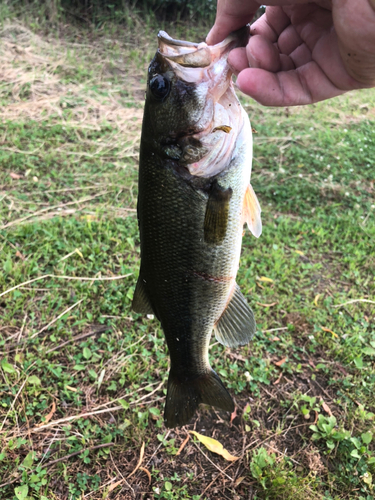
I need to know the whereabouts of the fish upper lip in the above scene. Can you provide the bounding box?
[157,27,250,70]
[158,31,200,49]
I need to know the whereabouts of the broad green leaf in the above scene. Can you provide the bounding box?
[354,357,363,369]
[27,375,41,385]
[361,431,372,444]
[362,472,372,486]
[22,451,34,469]
[83,347,92,359]
[350,437,361,449]
[1,359,15,374]
[14,484,28,500]
[14,353,24,364]
[165,481,172,491]
[362,347,375,356]
[103,434,112,443]
[149,407,160,416]
[3,256,12,274]
[118,399,129,410]
[316,363,327,370]
[273,476,286,485]
[189,431,239,461]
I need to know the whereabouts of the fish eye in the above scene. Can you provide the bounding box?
[149,74,170,100]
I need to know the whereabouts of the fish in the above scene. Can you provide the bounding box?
[132,27,262,428]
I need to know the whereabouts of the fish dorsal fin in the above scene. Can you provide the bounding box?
[204,182,233,245]
[242,183,262,238]
[214,283,256,347]
[132,277,154,314]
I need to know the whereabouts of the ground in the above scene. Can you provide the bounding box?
[0,9,375,500]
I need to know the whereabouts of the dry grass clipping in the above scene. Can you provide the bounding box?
[0,22,143,135]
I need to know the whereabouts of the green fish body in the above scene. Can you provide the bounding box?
[133,28,262,428]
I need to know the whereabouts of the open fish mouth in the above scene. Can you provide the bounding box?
[157,27,248,97]
[157,27,249,71]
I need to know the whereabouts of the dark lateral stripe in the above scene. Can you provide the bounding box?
[190,270,233,283]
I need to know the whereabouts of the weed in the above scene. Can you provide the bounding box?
[249,447,321,499]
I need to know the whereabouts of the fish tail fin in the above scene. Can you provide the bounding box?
[164,368,234,428]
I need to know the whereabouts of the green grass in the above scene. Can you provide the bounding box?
[0,10,375,500]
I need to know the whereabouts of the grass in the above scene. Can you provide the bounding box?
[0,8,375,500]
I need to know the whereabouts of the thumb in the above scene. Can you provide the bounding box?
[206,0,260,45]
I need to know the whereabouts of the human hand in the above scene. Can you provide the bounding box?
[207,0,375,106]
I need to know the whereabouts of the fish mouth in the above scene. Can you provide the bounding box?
[157,27,249,71]
[158,27,250,177]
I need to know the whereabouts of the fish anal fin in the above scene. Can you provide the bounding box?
[204,181,233,245]
[164,368,234,428]
[132,277,154,314]
[214,283,256,348]
[242,183,262,238]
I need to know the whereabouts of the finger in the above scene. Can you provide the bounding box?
[206,0,260,45]
[250,7,291,42]
[207,13,256,45]
[236,63,344,106]
[277,24,304,55]
[247,35,281,72]
[333,0,375,85]
[206,0,329,45]
[279,54,296,71]
[228,47,249,74]
[229,38,295,73]
[286,5,333,51]
[289,43,312,68]
[249,36,295,71]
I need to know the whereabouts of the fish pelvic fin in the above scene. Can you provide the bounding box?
[214,283,256,348]
[242,183,262,238]
[164,369,234,428]
[132,276,154,314]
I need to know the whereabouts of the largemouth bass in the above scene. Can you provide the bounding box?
[133,27,262,428]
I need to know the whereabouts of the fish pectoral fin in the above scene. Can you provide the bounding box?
[132,277,154,314]
[164,368,234,428]
[204,181,233,245]
[214,283,256,348]
[242,183,262,238]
